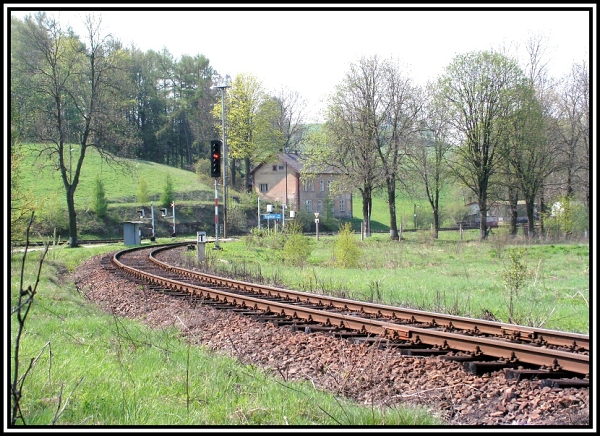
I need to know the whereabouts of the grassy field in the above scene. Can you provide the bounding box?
[9,243,440,426]
[9,145,591,425]
[198,229,590,334]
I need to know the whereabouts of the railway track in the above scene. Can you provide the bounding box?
[109,242,589,383]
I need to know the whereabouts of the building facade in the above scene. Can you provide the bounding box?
[250,153,353,219]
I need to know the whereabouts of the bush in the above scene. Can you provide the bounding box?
[227,203,248,234]
[160,174,174,208]
[282,221,312,267]
[194,158,214,187]
[91,175,108,218]
[332,222,360,268]
[136,177,149,204]
[543,196,589,240]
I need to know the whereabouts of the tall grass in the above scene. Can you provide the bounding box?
[10,244,440,426]
[201,230,589,334]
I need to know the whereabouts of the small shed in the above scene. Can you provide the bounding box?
[123,221,144,246]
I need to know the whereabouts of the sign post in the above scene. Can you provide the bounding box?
[197,231,207,261]
[314,212,320,240]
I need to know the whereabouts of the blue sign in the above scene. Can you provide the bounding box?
[263,213,282,220]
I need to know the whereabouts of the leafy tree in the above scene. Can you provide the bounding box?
[9,77,36,241]
[160,174,174,208]
[91,175,108,218]
[436,50,528,239]
[506,82,558,237]
[214,73,280,191]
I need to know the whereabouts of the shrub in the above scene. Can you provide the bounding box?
[160,174,174,208]
[282,222,312,267]
[332,222,360,268]
[91,175,108,218]
[136,177,149,204]
[194,158,214,187]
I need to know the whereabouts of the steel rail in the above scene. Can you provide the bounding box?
[112,244,589,376]
[148,244,589,352]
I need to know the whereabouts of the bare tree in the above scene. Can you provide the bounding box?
[314,55,421,238]
[12,12,137,247]
[404,83,453,238]
[273,87,307,153]
[11,214,49,425]
[551,62,589,203]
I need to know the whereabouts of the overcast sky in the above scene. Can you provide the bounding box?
[6,4,594,122]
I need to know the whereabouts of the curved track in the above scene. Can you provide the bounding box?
[111,243,589,379]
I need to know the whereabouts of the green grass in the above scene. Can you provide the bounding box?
[200,230,590,334]
[10,244,441,426]
[18,144,214,208]
[17,143,469,239]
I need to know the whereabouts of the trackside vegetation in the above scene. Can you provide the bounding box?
[197,230,589,335]
[10,242,441,426]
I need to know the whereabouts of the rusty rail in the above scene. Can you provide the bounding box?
[112,243,590,376]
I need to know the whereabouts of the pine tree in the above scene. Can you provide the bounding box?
[160,174,174,208]
[91,175,108,218]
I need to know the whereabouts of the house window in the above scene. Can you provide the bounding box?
[303,182,309,192]
[328,180,332,191]
[278,165,284,170]
[310,182,314,191]
[260,183,268,192]
[272,165,277,171]
[339,199,346,212]
[320,180,325,191]
[305,200,312,213]
[317,200,323,212]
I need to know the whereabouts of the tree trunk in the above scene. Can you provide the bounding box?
[386,181,399,240]
[244,157,251,194]
[67,187,78,248]
[478,192,488,240]
[509,187,519,236]
[432,207,439,239]
[230,158,237,191]
[361,187,373,237]
[525,196,537,238]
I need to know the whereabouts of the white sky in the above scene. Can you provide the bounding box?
[6,4,594,123]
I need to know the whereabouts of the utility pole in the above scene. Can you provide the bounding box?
[213,76,231,239]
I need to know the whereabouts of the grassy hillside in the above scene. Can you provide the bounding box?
[15,144,468,239]
[18,145,214,206]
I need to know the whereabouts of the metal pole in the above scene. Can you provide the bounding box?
[257,197,261,230]
[151,201,155,240]
[214,178,221,249]
[221,86,227,239]
[172,201,176,236]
